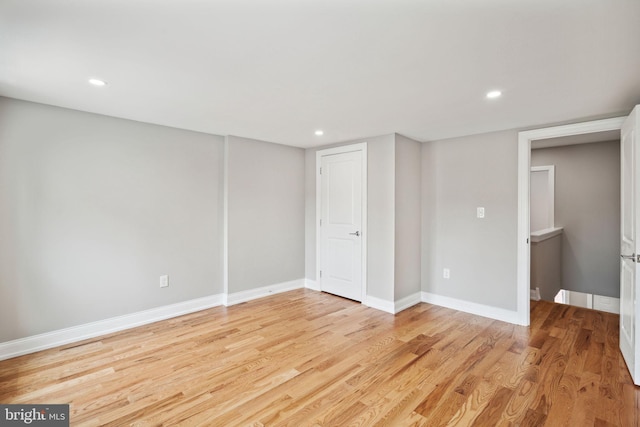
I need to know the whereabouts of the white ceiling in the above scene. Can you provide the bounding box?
[1,0,639,148]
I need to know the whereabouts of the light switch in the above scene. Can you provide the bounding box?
[160,275,169,288]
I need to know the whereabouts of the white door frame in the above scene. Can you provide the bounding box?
[530,165,555,231]
[517,117,625,325]
[316,143,368,301]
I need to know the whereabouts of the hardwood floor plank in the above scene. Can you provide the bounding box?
[570,371,600,427]
[482,345,532,389]
[539,373,579,426]
[370,381,438,426]
[471,386,514,426]
[443,379,499,427]
[0,291,637,425]
[499,379,537,426]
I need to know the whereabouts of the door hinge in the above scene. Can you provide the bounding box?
[319,270,322,278]
[526,238,529,244]
[320,218,322,226]
[319,167,322,175]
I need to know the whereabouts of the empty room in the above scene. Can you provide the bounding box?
[1,1,640,426]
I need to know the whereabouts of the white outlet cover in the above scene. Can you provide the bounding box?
[477,207,485,218]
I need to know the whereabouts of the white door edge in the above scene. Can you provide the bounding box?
[620,107,640,384]
[316,142,368,302]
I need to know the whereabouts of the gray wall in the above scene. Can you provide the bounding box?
[532,140,620,298]
[305,134,396,302]
[368,136,396,302]
[304,149,317,283]
[531,234,563,301]
[7,94,616,345]
[0,97,224,341]
[226,135,305,293]
[422,130,518,310]
[394,135,422,300]
[421,140,435,303]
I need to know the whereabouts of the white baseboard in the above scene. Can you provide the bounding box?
[0,284,529,361]
[394,292,422,313]
[562,290,620,314]
[0,294,224,362]
[224,279,305,306]
[363,295,395,314]
[530,287,541,301]
[361,293,421,315]
[593,294,620,314]
[564,290,593,309]
[305,279,320,291]
[421,292,521,324]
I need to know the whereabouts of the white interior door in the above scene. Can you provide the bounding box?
[620,105,640,385]
[319,149,364,301]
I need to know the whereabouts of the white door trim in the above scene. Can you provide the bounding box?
[316,143,368,302]
[517,117,625,325]
[530,165,555,231]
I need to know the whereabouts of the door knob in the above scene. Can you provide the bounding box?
[349,231,360,236]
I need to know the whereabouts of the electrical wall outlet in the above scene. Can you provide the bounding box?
[443,268,450,279]
[159,275,169,288]
[477,207,485,218]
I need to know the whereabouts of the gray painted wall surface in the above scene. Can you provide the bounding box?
[305,134,396,302]
[422,130,518,310]
[531,234,563,301]
[226,135,305,293]
[7,93,617,345]
[0,97,224,341]
[304,149,316,283]
[394,135,422,300]
[532,140,620,298]
[367,136,396,302]
[421,141,435,303]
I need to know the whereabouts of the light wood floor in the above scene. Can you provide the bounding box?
[0,289,638,426]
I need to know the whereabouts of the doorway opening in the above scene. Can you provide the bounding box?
[529,138,621,314]
[516,117,625,326]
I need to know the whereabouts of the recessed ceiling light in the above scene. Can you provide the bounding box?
[486,90,502,99]
[315,130,324,136]
[88,78,107,87]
